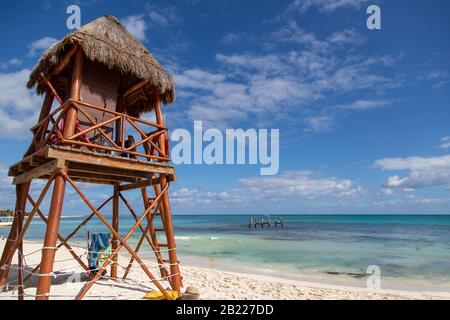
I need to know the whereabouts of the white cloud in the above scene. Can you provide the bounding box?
[239,171,363,198]
[216,53,288,75]
[305,116,334,133]
[0,58,22,70]
[440,136,450,150]
[326,29,364,45]
[145,4,182,28]
[27,37,57,57]
[271,21,328,50]
[169,171,364,211]
[171,187,245,207]
[174,48,396,129]
[122,15,147,41]
[0,69,42,139]
[149,11,169,27]
[419,70,449,89]
[375,155,450,189]
[284,0,369,14]
[167,9,399,133]
[420,70,448,81]
[221,33,244,45]
[381,188,394,196]
[338,99,391,111]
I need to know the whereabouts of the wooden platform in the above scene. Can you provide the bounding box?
[8,145,175,187]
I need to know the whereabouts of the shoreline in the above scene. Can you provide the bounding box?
[0,239,449,300]
[176,253,450,294]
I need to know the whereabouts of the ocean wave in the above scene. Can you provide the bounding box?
[175,235,220,241]
[175,236,200,240]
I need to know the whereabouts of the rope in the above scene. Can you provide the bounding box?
[1,233,181,299]
[2,252,180,282]
[42,246,59,251]
[85,248,178,254]
[0,265,180,299]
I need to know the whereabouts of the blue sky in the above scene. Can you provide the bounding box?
[0,0,449,215]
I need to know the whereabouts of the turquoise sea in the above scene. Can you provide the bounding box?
[2,214,450,292]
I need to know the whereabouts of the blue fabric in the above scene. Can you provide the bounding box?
[88,233,111,270]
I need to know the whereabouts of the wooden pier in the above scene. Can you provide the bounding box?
[248,216,283,228]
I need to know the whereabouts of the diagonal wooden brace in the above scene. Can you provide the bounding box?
[23,196,113,284]
[27,195,89,271]
[61,171,173,300]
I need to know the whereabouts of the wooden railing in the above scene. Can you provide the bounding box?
[30,99,170,162]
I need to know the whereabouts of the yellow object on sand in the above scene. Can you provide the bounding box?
[144,290,179,300]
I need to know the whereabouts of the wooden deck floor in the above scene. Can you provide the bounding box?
[8,146,175,186]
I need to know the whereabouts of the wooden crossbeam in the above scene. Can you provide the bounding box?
[69,115,120,141]
[50,46,78,77]
[69,162,154,179]
[122,223,151,280]
[13,159,65,185]
[125,119,166,157]
[119,175,175,192]
[0,175,55,275]
[73,104,120,149]
[18,162,31,173]
[122,80,150,98]
[119,193,168,278]
[68,172,136,184]
[119,193,161,251]
[61,172,172,300]
[45,147,174,175]
[27,196,89,271]
[70,99,165,129]
[23,196,113,284]
[29,157,49,167]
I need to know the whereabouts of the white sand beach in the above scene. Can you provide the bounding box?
[0,239,448,300]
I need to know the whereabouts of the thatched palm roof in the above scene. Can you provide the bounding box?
[27,15,175,105]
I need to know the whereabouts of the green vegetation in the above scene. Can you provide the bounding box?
[0,209,14,217]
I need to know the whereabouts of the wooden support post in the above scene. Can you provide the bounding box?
[110,96,122,280]
[35,46,83,300]
[16,184,28,300]
[153,95,182,293]
[35,169,67,300]
[111,183,120,279]
[0,182,30,292]
[64,47,83,137]
[17,186,26,300]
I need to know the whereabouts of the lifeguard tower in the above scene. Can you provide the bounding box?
[0,15,181,300]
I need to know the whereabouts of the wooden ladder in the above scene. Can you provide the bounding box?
[122,189,180,286]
